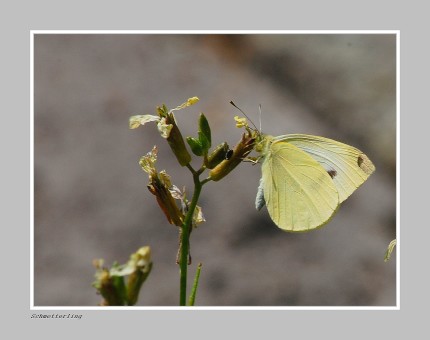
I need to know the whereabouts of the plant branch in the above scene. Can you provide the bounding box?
[200,177,212,186]
[186,163,197,176]
[179,173,204,306]
[196,165,206,176]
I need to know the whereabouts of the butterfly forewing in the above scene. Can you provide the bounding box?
[278,134,375,203]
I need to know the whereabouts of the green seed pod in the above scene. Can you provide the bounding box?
[209,132,255,181]
[206,142,230,169]
[147,174,184,227]
[165,112,192,166]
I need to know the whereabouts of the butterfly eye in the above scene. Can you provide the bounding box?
[225,149,233,160]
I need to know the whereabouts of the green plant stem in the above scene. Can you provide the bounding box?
[186,163,197,175]
[188,263,202,306]
[179,172,203,306]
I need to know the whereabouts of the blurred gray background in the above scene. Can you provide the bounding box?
[34,34,396,306]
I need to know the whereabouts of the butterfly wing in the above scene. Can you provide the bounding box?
[262,139,339,232]
[278,134,375,203]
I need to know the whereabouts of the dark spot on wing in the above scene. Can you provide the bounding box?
[225,149,233,160]
[327,169,337,179]
[357,153,375,175]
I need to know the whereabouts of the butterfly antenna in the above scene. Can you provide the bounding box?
[229,101,259,132]
[258,104,262,133]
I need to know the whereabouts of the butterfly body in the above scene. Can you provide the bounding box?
[256,133,375,232]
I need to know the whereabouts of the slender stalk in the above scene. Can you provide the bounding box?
[186,163,197,176]
[201,177,211,186]
[179,173,203,306]
[188,263,202,306]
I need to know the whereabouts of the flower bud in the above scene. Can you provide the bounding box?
[126,247,153,305]
[92,264,126,306]
[186,136,204,156]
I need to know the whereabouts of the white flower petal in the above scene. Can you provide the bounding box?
[129,115,160,129]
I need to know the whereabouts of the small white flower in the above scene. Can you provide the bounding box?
[129,97,199,139]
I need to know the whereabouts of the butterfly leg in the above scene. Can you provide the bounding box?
[243,156,262,165]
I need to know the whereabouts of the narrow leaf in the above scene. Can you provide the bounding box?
[188,263,202,306]
[384,239,397,262]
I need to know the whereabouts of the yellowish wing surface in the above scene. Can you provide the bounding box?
[278,134,375,203]
[262,139,339,232]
